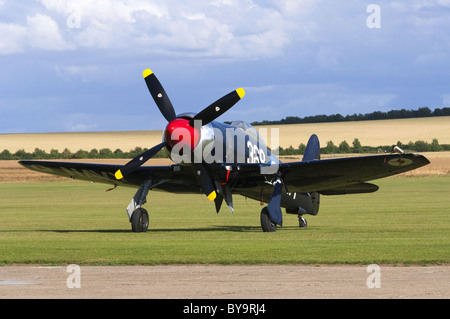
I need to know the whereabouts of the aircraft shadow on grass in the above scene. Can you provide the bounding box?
[33,225,313,233]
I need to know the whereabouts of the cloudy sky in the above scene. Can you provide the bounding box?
[1,0,449,133]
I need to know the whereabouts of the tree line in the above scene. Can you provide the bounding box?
[251,107,450,126]
[1,138,448,160]
[0,147,167,160]
[279,138,449,156]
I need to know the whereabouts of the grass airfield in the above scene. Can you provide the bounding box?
[1,176,448,265]
[0,117,449,266]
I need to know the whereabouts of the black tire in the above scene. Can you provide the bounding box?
[260,207,277,232]
[298,215,307,228]
[131,208,149,232]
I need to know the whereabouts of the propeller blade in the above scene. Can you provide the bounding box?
[115,142,166,180]
[214,194,223,214]
[192,163,216,201]
[189,88,245,127]
[143,69,177,122]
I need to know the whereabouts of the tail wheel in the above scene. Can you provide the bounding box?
[260,207,277,232]
[299,215,307,228]
[131,208,149,232]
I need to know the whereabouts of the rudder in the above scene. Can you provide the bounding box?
[302,134,320,161]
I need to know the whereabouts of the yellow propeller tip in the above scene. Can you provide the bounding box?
[236,88,245,99]
[143,69,153,78]
[115,170,123,180]
[207,191,217,201]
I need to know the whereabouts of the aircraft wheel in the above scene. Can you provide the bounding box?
[131,208,149,232]
[260,207,277,232]
[298,215,307,228]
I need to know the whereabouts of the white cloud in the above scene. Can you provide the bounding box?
[64,113,98,132]
[27,14,73,51]
[441,94,450,106]
[54,64,101,82]
[0,13,73,54]
[0,0,316,59]
[0,23,27,54]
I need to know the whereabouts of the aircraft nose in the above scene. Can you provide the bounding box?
[163,118,200,151]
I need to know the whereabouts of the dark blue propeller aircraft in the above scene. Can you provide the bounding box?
[20,69,430,232]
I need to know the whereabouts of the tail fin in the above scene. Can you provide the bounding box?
[302,134,320,161]
[299,134,320,216]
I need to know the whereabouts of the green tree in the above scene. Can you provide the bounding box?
[323,141,338,154]
[61,148,72,159]
[0,149,13,160]
[33,148,48,159]
[49,149,61,159]
[352,138,362,153]
[73,149,89,159]
[298,143,306,154]
[99,148,113,158]
[431,138,442,152]
[338,140,350,153]
[114,149,124,158]
[89,149,99,159]
[14,149,32,159]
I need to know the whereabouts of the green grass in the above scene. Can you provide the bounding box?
[0,177,449,265]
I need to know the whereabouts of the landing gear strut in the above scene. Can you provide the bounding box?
[127,180,152,233]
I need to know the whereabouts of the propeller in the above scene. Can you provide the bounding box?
[189,88,245,127]
[192,163,217,201]
[115,68,245,203]
[143,69,176,122]
[114,142,166,180]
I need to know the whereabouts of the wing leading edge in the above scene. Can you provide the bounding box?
[18,160,199,193]
[279,153,430,193]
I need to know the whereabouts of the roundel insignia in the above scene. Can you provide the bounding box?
[387,157,413,167]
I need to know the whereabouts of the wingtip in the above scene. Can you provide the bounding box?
[143,69,153,78]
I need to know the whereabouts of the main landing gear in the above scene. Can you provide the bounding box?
[260,207,308,232]
[260,207,277,232]
[131,208,149,232]
[127,180,152,233]
[127,180,308,233]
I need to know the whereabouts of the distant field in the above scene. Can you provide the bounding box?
[260,116,450,149]
[1,116,449,152]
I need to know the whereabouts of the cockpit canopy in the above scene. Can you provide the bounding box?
[230,121,267,147]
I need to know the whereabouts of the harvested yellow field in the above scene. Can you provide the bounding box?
[0,130,163,153]
[259,116,450,149]
[0,116,449,152]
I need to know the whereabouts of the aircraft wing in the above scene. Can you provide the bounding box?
[279,153,430,194]
[18,160,200,193]
[19,153,429,198]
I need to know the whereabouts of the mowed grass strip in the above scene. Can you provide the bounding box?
[0,177,449,265]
